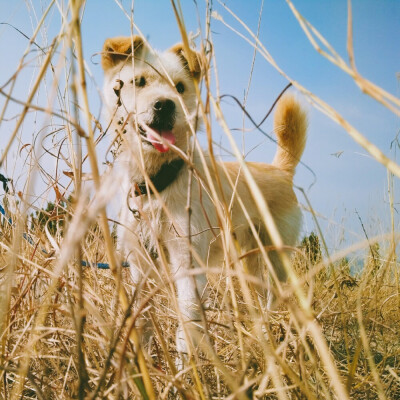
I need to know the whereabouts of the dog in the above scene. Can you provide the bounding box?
[101,35,307,361]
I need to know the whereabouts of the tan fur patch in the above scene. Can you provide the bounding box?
[102,35,144,71]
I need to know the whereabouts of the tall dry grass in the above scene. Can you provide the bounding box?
[0,1,399,399]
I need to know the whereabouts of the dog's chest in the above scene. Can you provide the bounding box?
[122,186,181,252]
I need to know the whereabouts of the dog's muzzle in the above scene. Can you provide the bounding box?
[138,98,177,153]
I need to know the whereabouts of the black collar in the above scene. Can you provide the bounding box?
[134,158,185,196]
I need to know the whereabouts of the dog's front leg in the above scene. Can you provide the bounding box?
[118,215,157,347]
[167,238,207,369]
[117,192,156,288]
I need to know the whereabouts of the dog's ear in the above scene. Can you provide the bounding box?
[169,43,202,80]
[102,36,144,71]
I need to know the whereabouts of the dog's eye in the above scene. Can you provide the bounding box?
[133,76,146,87]
[176,82,185,94]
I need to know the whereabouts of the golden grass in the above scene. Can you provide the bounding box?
[0,1,399,399]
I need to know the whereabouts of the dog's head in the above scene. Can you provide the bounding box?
[102,36,201,161]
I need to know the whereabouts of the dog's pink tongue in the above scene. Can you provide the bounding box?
[147,129,176,153]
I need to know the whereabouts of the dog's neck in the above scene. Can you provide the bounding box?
[133,158,185,196]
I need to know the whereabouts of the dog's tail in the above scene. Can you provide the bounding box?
[272,95,307,174]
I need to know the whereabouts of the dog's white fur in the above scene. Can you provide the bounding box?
[102,36,307,358]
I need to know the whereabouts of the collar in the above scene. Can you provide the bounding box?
[134,158,185,196]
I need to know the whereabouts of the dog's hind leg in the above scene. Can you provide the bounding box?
[239,229,269,309]
[241,224,287,311]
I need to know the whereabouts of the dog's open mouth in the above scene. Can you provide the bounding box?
[138,124,176,153]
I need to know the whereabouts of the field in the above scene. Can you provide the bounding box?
[0,1,399,399]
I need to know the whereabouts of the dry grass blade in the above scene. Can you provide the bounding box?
[0,37,58,168]
[285,0,400,115]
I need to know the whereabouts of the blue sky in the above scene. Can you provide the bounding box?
[0,0,399,253]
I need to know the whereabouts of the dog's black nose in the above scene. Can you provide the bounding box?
[153,99,175,114]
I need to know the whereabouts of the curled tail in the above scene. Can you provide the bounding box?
[272,95,307,174]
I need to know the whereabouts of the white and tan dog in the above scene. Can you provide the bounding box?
[101,36,307,358]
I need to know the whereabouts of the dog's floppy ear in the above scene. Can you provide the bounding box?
[169,43,202,80]
[102,36,144,71]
